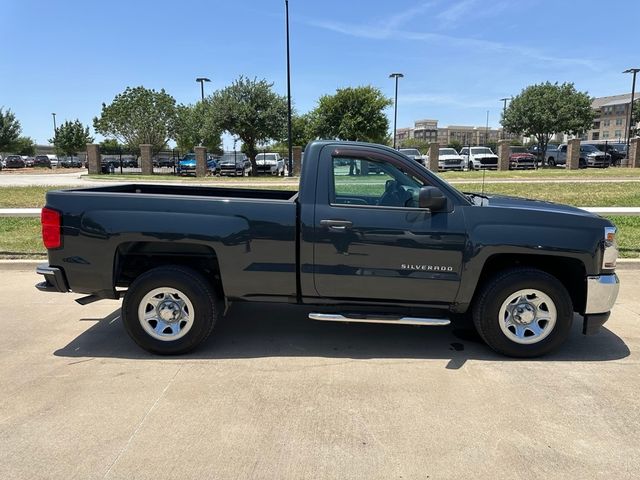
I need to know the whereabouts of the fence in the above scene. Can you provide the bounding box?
[99,148,182,175]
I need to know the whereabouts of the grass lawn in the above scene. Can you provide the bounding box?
[439,167,640,181]
[0,218,46,258]
[0,185,84,208]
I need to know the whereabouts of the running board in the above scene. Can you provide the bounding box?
[308,313,450,326]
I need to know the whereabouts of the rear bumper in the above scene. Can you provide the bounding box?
[35,263,69,293]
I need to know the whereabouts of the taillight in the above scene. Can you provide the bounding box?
[41,207,61,249]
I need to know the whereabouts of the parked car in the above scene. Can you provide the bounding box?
[255,153,285,175]
[218,152,252,176]
[547,145,608,168]
[399,148,426,166]
[23,156,35,167]
[156,158,176,168]
[37,140,620,358]
[593,144,625,166]
[460,147,498,170]
[435,148,465,171]
[509,147,536,170]
[34,155,52,168]
[5,155,26,168]
[60,157,82,168]
[176,154,220,176]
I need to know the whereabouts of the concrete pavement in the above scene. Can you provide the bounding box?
[0,267,639,479]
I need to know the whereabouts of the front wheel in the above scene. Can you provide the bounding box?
[472,268,573,357]
[122,265,217,355]
[548,158,555,167]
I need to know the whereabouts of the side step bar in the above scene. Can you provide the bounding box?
[308,313,450,326]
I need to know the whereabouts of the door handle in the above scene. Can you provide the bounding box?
[320,219,353,230]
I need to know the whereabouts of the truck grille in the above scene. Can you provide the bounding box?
[479,157,497,166]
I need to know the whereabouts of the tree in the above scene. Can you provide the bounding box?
[174,103,222,154]
[397,138,430,151]
[310,86,392,143]
[93,86,177,153]
[632,100,640,137]
[50,119,94,156]
[447,139,463,152]
[502,82,594,165]
[0,107,22,153]
[205,76,288,170]
[291,112,315,148]
[99,138,124,154]
[13,136,36,156]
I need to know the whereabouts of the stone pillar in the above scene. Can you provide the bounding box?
[194,146,207,177]
[497,140,510,171]
[566,138,580,170]
[426,142,439,171]
[86,144,100,175]
[292,146,302,176]
[629,137,640,168]
[140,144,153,175]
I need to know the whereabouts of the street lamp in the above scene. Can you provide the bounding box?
[623,68,639,157]
[51,113,57,141]
[285,0,293,176]
[195,77,211,101]
[499,97,510,139]
[389,73,404,149]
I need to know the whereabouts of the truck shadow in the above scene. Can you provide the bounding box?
[54,303,630,369]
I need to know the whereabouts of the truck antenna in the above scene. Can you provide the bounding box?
[481,167,486,204]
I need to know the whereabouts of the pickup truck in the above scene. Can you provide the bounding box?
[460,147,499,170]
[546,144,610,168]
[36,140,620,358]
[255,152,285,175]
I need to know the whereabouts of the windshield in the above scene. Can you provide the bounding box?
[581,145,599,153]
[511,147,527,153]
[181,154,196,161]
[400,149,421,156]
[219,153,245,163]
[471,148,493,155]
[439,148,458,155]
[256,154,277,161]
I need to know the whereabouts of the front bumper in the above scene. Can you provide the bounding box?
[585,274,619,314]
[35,263,69,293]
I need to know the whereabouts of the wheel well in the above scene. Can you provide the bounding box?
[475,254,586,313]
[114,242,225,300]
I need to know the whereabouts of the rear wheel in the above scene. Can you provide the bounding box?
[548,158,556,167]
[122,266,217,355]
[472,268,573,357]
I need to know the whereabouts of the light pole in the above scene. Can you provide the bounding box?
[499,97,510,139]
[285,0,293,176]
[51,113,57,142]
[389,73,404,149]
[195,77,211,101]
[623,68,639,157]
[485,110,490,145]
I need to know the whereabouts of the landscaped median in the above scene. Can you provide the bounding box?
[1,181,639,258]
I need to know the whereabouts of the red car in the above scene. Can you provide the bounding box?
[509,147,537,170]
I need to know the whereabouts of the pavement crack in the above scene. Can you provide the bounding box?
[102,364,183,479]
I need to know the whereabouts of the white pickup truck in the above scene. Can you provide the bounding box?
[460,147,499,170]
[255,152,285,175]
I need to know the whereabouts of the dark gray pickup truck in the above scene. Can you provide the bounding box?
[36,141,620,357]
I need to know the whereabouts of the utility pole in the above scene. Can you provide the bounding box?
[485,110,490,145]
[389,73,404,149]
[623,68,639,157]
[51,113,57,142]
[499,97,510,139]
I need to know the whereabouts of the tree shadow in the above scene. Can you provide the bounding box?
[54,303,630,369]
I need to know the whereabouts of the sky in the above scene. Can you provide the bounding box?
[2,0,639,149]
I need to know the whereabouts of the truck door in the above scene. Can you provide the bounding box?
[312,145,467,305]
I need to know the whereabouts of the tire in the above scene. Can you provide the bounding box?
[122,265,217,355]
[548,158,555,167]
[468,161,474,170]
[472,268,573,357]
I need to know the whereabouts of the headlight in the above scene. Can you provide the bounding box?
[602,226,618,269]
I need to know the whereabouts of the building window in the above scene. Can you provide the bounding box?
[614,130,622,138]
[616,118,623,126]
[603,120,610,127]
[603,131,610,139]
[592,132,600,140]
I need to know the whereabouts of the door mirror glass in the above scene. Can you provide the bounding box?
[419,186,446,211]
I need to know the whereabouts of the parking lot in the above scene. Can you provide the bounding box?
[1,264,639,479]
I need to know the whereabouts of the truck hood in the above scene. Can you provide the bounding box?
[466,193,595,217]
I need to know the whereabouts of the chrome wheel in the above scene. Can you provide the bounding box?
[498,289,557,345]
[137,287,195,341]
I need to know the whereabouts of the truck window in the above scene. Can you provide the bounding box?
[331,157,425,208]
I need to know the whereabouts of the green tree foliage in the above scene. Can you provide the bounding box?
[174,103,222,154]
[502,82,594,164]
[397,138,430,152]
[0,107,22,153]
[50,119,94,156]
[12,136,36,156]
[291,112,315,148]
[205,76,288,170]
[310,86,392,143]
[632,101,640,136]
[99,138,124,154]
[93,86,177,153]
[447,139,463,152]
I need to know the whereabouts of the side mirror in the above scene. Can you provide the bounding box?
[419,186,446,211]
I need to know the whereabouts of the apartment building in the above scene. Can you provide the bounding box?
[396,119,520,147]
[588,93,637,142]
